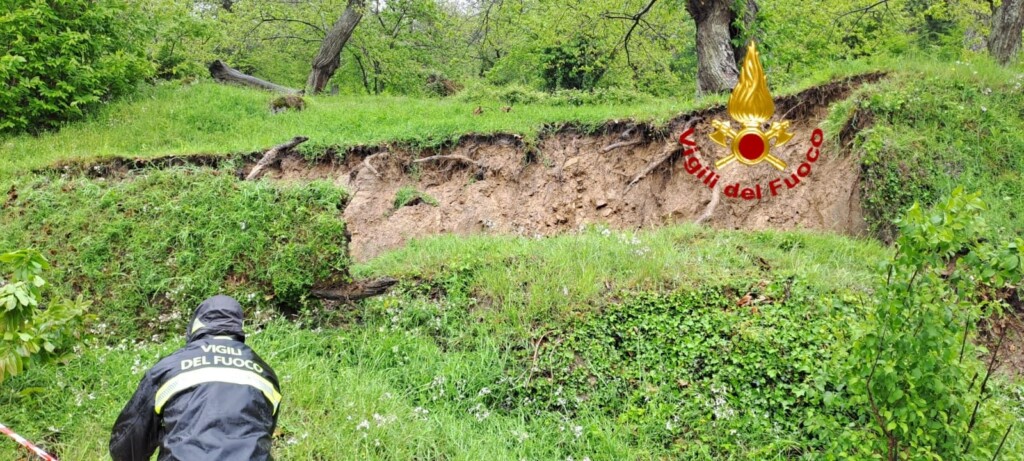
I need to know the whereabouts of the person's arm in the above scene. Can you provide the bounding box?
[109,371,160,461]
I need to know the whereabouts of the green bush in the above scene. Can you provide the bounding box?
[839,189,1022,458]
[456,83,546,105]
[830,64,1024,241]
[539,35,610,91]
[0,0,152,133]
[0,250,87,383]
[547,87,654,107]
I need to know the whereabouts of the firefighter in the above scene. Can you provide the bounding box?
[109,295,281,460]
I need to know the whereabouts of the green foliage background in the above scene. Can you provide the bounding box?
[2,0,1018,134]
[0,0,152,133]
[0,0,1022,458]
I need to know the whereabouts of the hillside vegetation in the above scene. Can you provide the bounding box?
[2,62,1024,458]
[3,0,1024,459]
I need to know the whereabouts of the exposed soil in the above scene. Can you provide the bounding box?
[269,73,883,261]
[978,290,1024,378]
[48,73,886,262]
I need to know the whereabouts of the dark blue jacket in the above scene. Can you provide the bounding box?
[110,295,281,461]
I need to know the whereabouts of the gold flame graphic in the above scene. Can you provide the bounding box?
[727,41,774,126]
[708,40,794,171]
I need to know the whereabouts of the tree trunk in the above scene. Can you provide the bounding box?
[686,0,740,95]
[988,0,1024,65]
[306,0,366,94]
[208,60,300,94]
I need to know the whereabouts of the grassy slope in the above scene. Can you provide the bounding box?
[0,58,890,180]
[0,225,895,460]
[2,226,1021,459]
[0,83,696,180]
[0,170,351,337]
[2,57,1024,458]
[823,59,1024,237]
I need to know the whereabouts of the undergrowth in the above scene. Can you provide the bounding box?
[0,168,350,338]
[2,224,1020,459]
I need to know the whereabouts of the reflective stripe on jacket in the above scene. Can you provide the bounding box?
[109,295,281,461]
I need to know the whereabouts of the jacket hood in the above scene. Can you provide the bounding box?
[186,295,245,343]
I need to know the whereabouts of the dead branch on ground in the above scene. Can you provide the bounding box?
[311,277,399,302]
[208,60,301,94]
[245,136,309,180]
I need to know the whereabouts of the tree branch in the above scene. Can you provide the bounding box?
[253,14,328,37]
[965,324,1007,443]
[208,60,301,94]
[311,277,398,302]
[624,144,680,193]
[603,0,659,75]
[260,35,323,44]
[245,136,309,181]
[600,139,643,153]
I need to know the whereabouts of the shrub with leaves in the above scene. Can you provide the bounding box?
[0,250,87,383]
[0,0,152,133]
[841,188,1023,459]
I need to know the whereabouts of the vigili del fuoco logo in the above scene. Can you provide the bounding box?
[677,41,824,200]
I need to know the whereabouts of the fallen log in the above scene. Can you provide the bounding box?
[311,277,399,302]
[245,136,309,180]
[209,60,301,94]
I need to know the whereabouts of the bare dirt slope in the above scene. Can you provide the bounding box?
[57,74,883,262]
[259,74,882,261]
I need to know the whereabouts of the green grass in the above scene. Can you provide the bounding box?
[2,55,1024,459]
[823,58,1024,239]
[357,225,888,335]
[2,226,1021,459]
[0,56,894,181]
[0,168,350,338]
[393,186,439,209]
[0,82,696,180]
[0,225,886,459]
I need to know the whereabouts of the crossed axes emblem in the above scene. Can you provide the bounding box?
[709,120,794,171]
